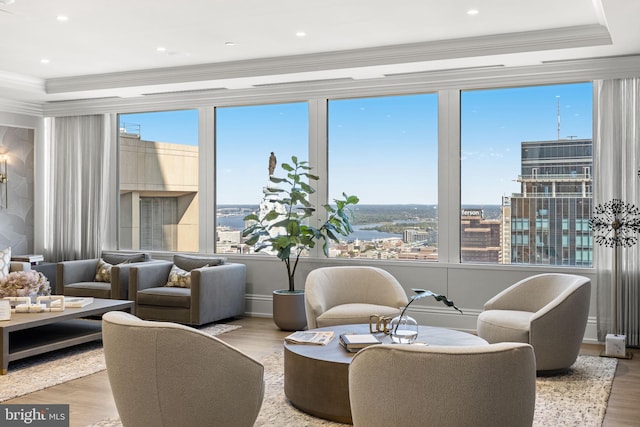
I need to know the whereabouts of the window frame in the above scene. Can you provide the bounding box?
[109,78,594,270]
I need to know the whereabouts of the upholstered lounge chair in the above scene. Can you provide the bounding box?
[129,254,246,325]
[476,273,591,373]
[102,311,264,427]
[304,266,409,329]
[349,342,536,427]
[56,251,152,299]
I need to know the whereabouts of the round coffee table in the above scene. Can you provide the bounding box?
[283,323,487,423]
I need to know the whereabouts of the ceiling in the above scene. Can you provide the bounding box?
[0,0,639,104]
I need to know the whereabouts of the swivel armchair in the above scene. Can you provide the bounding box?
[477,273,591,373]
[305,266,408,329]
[102,311,264,427]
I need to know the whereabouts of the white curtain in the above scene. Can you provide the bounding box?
[594,78,640,345]
[43,114,116,262]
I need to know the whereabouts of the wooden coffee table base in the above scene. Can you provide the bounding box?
[0,298,133,374]
[285,347,352,423]
[284,324,488,424]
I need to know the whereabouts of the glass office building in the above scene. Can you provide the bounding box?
[510,139,593,266]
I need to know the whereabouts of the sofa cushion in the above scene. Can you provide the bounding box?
[165,265,194,288]
[138,287,191,308]
[102,251,149,265]
[64,281,112,299]
[173,254,225,271]
[0,246,10,279]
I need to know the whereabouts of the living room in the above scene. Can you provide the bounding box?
[1,0,640,425]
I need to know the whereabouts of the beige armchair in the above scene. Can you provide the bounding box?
[304,266,408,329]
[349,342,536,427]
[477,273,591,373]
[102,311,264,427]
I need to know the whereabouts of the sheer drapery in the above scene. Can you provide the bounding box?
[43,114,116,262]
[594,78,640,345]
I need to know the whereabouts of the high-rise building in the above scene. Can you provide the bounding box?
[510,139,593,266]
[460,208,502,263]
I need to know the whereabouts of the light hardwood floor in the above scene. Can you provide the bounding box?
[5,317,639,427]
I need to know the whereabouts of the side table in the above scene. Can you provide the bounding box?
[32,262,57,291]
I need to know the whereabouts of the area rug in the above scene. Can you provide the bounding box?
[90,353,617,427]
[0,323,241,403]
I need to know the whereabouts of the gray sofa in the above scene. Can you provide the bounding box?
[56,251,152,299]
[129,254,246,325]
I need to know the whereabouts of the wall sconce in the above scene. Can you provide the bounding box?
[0,154,7,209]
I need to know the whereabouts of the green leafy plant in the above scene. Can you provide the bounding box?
[243,156,359,292]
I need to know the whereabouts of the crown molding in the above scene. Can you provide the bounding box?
[42,54,640,117]
[0,97,43,116]
[45,25,611,95]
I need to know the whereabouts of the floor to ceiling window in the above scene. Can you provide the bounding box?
[460,82,593,266]
[215,102,309,254]
[118,110,199,252]
[328,93,439,261]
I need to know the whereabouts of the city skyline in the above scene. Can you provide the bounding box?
[119,81,592,206]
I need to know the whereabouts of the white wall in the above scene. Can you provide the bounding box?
[147,252,598,342]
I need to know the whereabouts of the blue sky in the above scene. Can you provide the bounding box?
[119,82,592,205]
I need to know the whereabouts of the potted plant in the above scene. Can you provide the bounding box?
[243,155,359,330]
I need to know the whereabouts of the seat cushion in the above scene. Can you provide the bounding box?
[64,281,112,299]
[138,287,191,308]
[316,303,401,328]
[477,310,533,344]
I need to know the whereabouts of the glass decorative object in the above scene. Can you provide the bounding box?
[390,313,419,344]
[390,288,464,344]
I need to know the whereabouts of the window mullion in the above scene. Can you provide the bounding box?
[438,89,461,264]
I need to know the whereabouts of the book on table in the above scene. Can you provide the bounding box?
[51,297,94,308]
[285,331,335,345]
[339,333,382,353]
[11,254,44,264]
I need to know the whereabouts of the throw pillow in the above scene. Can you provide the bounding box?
[0,247,10,279]
[165,264,193,288]
[95,258,129,282]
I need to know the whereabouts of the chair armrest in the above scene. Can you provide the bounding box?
[114,260,171,300]
[529,283,591,347]
[56,259,100,294]
[190,263,247,323]
[129,261,174,297]
[9,261,31,272]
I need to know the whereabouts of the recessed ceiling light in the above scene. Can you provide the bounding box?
[56,15,68,22]
[296,31,306,37]
[467,9,479,16]
[224,41,236,46]
[156,46,167,52]
[40,58,50,64]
